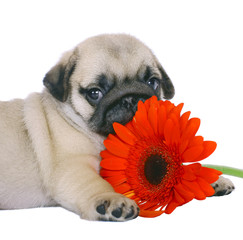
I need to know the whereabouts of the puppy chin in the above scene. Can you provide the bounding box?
[97,108,135,136]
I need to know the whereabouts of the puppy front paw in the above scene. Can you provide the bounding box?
[84,192,139,221]
[211,176,235,196]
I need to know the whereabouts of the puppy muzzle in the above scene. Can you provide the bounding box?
[89,83,158,136]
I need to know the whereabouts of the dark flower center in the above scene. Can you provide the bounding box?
[144,154,168,185]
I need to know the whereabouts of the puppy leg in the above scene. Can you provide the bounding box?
[211,176,235,196]
[52,156,139,221]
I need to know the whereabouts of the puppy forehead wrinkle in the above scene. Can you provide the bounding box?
[79,34,149,53]
[105,55,157,83]
[72,34,162,90]
[76,33,154,67]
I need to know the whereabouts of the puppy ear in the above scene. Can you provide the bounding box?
[158,65,175,100]
[43,52,77,102]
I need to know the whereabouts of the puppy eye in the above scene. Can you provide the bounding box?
[87,88,103,101]
[147,78,159,91]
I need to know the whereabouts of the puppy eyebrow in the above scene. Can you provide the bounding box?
[140,66,154,81]
[96,74,114,92]
[144,66,153,80]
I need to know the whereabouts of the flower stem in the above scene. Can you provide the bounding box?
[202,164,243,178]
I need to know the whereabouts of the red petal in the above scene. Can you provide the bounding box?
[170,103,184,118]
[174,183,195,203]
[158,105,167,138]
[136,100,148,121]
[195,141,217,161]
[133,101,154,137]
[173,189,186,205]
[171,123,181,146]
[168,112,179,126]
[148,101,158,135]
[100,149,113,159]
[182,146,204,162]
[144,98,151,111]
[197,177,215,196]
[113,122,137,145]
[132,119,150,138]
[180,111,191,133]
[105,175,127,186]
[100,169,124,177]
[164,119,174,145]
[182,179,206,200]
[139,201,159,210]
[182,165,197,181]
[124,190,135,198]
[106,134,129,149]
[204,167,222,176]
[144,95,158,111]
[181,118,200,141]
[107,133,121,143]
[198,167,221,183]
[188,136,204,148]
[165,199,180,214]
[179,139,189,155]
[104,139,130,158]
[125,121,135,133]
[100,157,127,170]
[133,102,149,130]
[186,162,202,174]
[114,183,131,194]
[149,95,159,106]
[139,210,163,218]
[163,100,175,115]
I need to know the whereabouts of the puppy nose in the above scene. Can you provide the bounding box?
[121,96,137,109]
[121,95,148,112]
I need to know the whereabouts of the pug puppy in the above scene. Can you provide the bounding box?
[0,34,234,221]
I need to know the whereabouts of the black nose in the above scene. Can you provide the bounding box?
[121,96,136,109]
[121,95,148,112]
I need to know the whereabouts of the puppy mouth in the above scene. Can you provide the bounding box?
[106,94,148,115]
[105,93,148,123]
[90,92,154,136]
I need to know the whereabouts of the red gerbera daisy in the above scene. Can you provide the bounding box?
[100,96,222,218]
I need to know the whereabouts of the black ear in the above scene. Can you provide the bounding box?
[43,54,77,102]
[158,65,175,100]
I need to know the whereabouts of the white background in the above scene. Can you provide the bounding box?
[0,0,242,239]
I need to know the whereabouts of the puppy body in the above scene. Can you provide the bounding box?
[0,34,233,221]
[0,96,52,209]
[1,34,168,220]
[0,91,112,216]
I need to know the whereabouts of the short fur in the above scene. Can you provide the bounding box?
[0,34,234,221]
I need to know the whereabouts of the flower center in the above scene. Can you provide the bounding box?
[144,154,168,185]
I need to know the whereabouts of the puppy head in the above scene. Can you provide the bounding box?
[43,34,175,136]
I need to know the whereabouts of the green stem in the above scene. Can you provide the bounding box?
[202,164,243,178]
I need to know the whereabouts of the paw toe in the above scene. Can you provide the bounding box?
[112,206,123,218]
[96,200,109,215]
[125,206,136,219]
